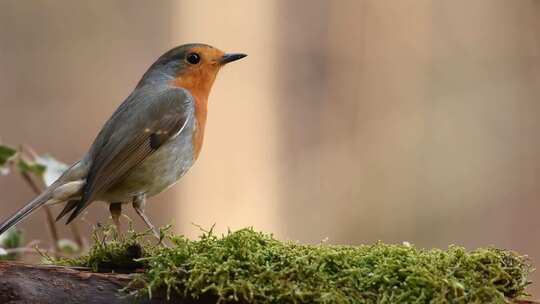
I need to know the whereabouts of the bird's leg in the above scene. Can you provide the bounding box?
[132,194,160,239]
[109,202,122,234]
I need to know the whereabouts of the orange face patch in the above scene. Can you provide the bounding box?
[171,46,225,159]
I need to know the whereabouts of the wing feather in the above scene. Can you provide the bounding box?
[63,87,193,223]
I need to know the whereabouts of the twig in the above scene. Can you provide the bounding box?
[20,144,39,159]
[21,144,85,252]
[19,171,60,257]
[3,247,53,255]
[18,144,61,256]
[70,222,84,249]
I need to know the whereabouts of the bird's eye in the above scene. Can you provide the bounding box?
[186,53,200,65]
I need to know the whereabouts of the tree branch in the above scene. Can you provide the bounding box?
[19,170,60,257]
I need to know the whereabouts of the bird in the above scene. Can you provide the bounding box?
[0,43,246,238]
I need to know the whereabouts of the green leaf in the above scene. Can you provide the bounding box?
[0,145,17,166]
[0,228,23,261]
[0,145,17,175]
[17,159,46,176]
[0,228,22,249]
[35,155,68,187]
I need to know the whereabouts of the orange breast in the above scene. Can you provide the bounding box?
[191,95,207,159]
[172,72,214,160]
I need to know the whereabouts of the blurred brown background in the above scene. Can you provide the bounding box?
[0,0,539,296]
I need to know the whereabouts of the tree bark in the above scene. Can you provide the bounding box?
[0,262,535,304]
[0,262,222,304]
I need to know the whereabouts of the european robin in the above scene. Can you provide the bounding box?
[0,43,246,237]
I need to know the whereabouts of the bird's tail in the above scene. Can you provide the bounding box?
[0,190,53,235]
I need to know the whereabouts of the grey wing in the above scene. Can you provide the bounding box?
[62,86,194,224]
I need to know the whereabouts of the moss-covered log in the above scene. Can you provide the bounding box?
[1,227,535,303]
[0,262,536,304]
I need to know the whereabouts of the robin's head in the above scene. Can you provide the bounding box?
[140,43,246,99]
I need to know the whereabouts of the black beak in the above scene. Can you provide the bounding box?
[219,53,247,65]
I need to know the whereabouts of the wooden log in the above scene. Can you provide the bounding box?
[0,262,135,304]
[0,262,224,304]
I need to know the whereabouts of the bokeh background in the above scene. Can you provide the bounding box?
[1,0,539,296]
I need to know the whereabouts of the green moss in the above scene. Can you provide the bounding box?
[58,225,151,272]
[58,226,532,303]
